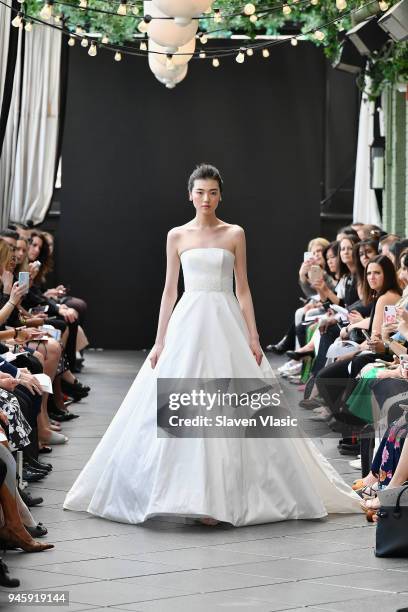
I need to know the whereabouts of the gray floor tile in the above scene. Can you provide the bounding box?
[313,593,408,612]
[297,546,408,570]
[117,567,286,595]
[0,567,99,590]
[4,549,113,570]
[122,546,272,569]
[37,557,186,580]
[310,568,408,593]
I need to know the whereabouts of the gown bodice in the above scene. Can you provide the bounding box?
[180,248,234,293]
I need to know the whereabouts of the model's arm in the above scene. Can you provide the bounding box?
[233,227,263,365]
[150,230,180,369]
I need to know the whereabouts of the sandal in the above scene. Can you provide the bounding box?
[355,484,378,499]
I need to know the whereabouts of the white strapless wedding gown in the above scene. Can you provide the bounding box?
[64,248,360,525]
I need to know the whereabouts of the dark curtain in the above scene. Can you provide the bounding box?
[0,0,21,158]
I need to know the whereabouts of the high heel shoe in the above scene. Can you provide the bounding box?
[41,431,68,445]
[0,559,20,587]
[0,526,53,552]
[286,349,315,361]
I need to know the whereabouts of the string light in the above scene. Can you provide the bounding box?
[166,54,175,70]
[262,47,270,58]
[54,13,61,23]
[114,51,122,61]
[243,3,256,15]
[314,30,325,40]
[40,2,52,20]
[75,24,82,34]
[214,8,222,23]
[249,13,257,22]
[378,0,389,9]
[336,0,347,9]
[246,47,254,56]
[282,4,291,15]
[138,18,149,33]
[68,35,75,45]
[291,37,298,46]
[131,4,139,15]
[140,39,147,51]
[88,41,97,56]
[199,50,206,58]
[200,33,208,44]
[24,20,33,31]
[310,0,319,5]
[101,34,109,43]
[212,57,220,67]
[81,37,89,47]
[117,1,127,15]
[11,12,23,27]
[236,48,245,63]
[79,0,87,8]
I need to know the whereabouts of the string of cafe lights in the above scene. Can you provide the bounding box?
[3,0,388,65]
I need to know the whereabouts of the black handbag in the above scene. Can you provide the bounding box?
[375,484,408,557]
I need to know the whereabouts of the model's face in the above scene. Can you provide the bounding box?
[28,236,42,261]
[340,239,353,265]
[366,262,384,291]
[326,249,337,274]
[359,245,377,268]
[189,179,221,214]
[399,264,408,285]
[16,239,27,265]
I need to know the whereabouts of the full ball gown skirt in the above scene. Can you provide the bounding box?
[64,248,360,525]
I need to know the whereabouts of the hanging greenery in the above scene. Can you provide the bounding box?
[23,0,408,97]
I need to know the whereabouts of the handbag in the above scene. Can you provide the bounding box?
[375,484,408,557]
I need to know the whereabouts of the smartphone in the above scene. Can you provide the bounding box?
[384,305,397,325]
[400,355,408,370]
[18,271,30,294]
[309,265,323,283]
[361,329,371,341]
[304,252,314,262]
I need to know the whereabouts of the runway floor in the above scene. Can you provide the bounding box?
[2,351,408,612]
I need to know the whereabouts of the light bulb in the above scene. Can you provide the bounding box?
[291,37,298,46]
[81,37,89,47]
[166,54,175,70]
[101,34,109,43]
[214,9,222,23]
[200,33,208,44]
[68,35,75,46]
[79,0,87,8]
[25,20,33,31]
[236,50,245,63]
[138,19,148,33]
[17,0,24,3]
[212,57,220,67]
[40,2,52,20]
[246,47,254,56]
[249,14,257,22]
[336,0,347,9]
[244,3,256,15]
[117,2,127,15]
[75,25,82,34]
[114,51,122,61]
[262,48,270,58]
[140,40,147,51]
[282,4,291,15]
[314,30,325,41]
[379,0,389,9]
[199,51,206,58]
[132,4,139,15]
[310,0,319,5]
[54,14,61,23]
[11,13,23,27]
[88,42,97,56]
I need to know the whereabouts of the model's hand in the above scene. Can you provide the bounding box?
[0,374,18,392]
[150,343,164,369]
[249,338,263,366]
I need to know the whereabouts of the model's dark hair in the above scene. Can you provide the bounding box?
[362,254,401,305]
[0,229,19,241]
[188,163,223,194]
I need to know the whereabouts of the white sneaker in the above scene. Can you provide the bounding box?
[349,458,362,470]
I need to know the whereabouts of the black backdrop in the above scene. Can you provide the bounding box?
[58,40,358,349]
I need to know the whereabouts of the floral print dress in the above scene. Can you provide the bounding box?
[0,389,31,452]
[372,414,408,487]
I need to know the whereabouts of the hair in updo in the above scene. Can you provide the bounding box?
[188,163,223,194]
